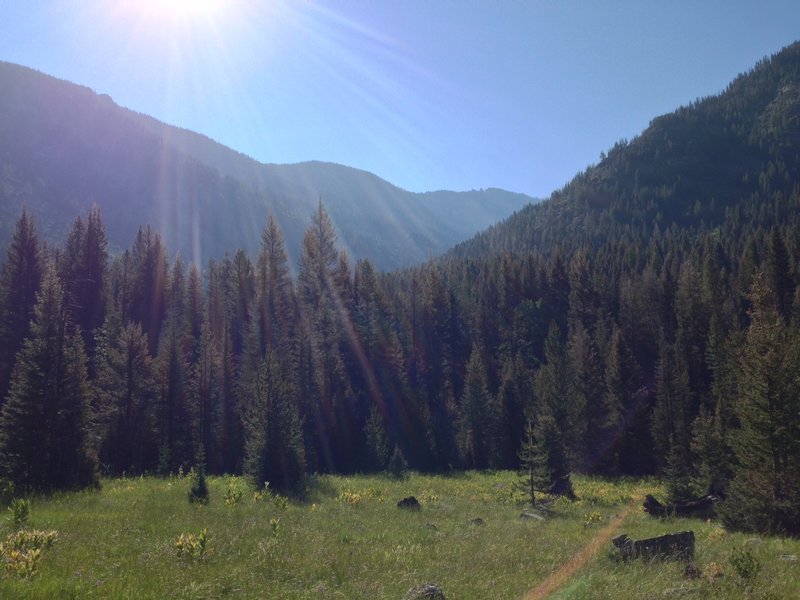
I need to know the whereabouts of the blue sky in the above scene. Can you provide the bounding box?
[1,1,798,197]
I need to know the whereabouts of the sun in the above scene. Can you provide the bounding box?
[124,0,229,23]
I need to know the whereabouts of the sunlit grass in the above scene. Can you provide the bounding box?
[0,473,797,599]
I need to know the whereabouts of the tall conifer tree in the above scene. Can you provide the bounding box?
[0,263,97,491]
[297,202,354,472]
[93,308,157,474]
[243,350,305,494]
[0,210,43,404]
[722,273,800,534]
[456,345,495,468]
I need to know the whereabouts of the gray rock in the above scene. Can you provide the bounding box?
[403,583,445,600]
[469,517,485,526]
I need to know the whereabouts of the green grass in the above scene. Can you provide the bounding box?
[0,473,797,599]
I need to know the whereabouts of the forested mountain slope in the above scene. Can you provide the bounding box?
[452,41,800,260]
[0,61,534,269]
[404,42,800,533]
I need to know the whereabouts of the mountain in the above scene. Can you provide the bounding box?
[0,61,535,270]
[451,41,800,261]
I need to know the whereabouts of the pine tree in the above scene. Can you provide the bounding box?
[58,215,85,311]
[297,201,355,472]
[241,214,297,450]
[0,264,97,491]
[651,334,691,470]
[387,444,408,479]
[205,258,246,474]
[255,213,296,359]
[156,315,191,474]
[59,207,108,357]
[765,226,793,320]
[665,434,695,503]
[690,405,733,498]
[456,345,495,468]
[533,322,583,469]
[364,405,389,471]
[520,322,578,497]
[243,350,305,495]
[515,420,540,506]
[494,355,533,469]
[721,272,800,534]
[690,316,740,496]
[567,249,598,332]
[0,209,43,405]
[185,264,204,365]
[567,321,602,471]
[419,266,463,471]
[601,326,647,474]
[128,226,168,356]
[532,407,575,498]
[93,309,158,474]
[188,443,210,504]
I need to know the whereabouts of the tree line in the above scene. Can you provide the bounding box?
[1,195,798,535]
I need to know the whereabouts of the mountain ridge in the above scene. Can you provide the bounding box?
[0,61,536,270]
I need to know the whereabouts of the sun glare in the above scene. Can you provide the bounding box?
[124,0,228,22]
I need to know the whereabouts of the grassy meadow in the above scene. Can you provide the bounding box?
[0,472,798,599]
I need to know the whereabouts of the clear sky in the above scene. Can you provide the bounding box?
[1,1,798,197]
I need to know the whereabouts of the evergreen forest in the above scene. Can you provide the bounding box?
[2,42,800,538]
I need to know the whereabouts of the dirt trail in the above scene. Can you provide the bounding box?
[522,502,637,600]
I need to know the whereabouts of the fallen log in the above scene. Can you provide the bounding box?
[612,531,695,562]
[643,494,719,518]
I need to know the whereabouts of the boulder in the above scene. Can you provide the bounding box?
[397,496,421,510]
[469,517,485,526]
[403,583,445,599]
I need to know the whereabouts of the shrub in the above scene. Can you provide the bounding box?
[273,494,289,511]
[0,529,58,579]
[175,528,209,560]
[583,511,604,526]
[7,498,29,527]
[338,490,363,506]
[730,546,762,588]
[270,518,281,537]
[224,477,245,506]
[3,529,58,552]
[253,482,269,503]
